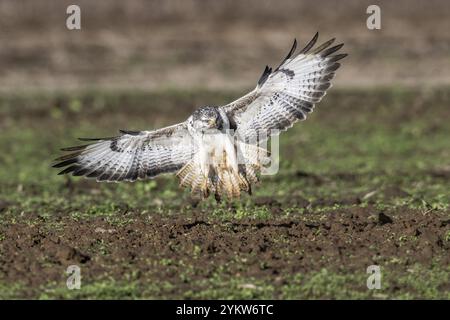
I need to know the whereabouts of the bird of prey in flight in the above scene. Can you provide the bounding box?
[53,33,346,202]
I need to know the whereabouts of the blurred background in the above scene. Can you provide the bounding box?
[0,0,448,92]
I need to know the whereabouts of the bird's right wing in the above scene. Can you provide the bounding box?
[53,122,196,182]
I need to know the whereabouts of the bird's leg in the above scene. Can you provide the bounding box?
[202,183,210,198]
[214,192,221,203]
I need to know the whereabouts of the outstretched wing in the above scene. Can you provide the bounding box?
[53,122,196,182]
[222,33,346,143]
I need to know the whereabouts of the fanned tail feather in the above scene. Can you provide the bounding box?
[176,143,269,201]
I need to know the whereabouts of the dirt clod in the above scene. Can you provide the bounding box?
[378,212,393,225]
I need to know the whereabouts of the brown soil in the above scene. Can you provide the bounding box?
[1,202,448,297]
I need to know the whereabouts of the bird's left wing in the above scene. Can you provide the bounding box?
[221,33,346,143]
[53,122,196,182]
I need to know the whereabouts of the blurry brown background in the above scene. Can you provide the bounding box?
[0,0,448,92]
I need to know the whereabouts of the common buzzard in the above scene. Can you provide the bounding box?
[53,33,346,201]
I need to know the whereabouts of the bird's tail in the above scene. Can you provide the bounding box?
[176,143,270,201]
[176,159,244,201]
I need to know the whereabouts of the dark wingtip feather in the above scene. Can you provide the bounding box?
[87,170,101,178]
[286,38,298,60]
[326,62,341,72]
[300,32,319,54]
[53,151,81,162]
[274,38,298,71]
[60,144,90,152]
[119,129,142,136]
[313,38,336,54]
[257,65,272,86]
[52,158,78,168]
[58,165,79,175]
[321,43,344,57]
[78,136,115,141]
[328,53,348,62]
[72,167,90,176]
[291,38,298,53]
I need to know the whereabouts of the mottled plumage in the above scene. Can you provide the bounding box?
[53,33,346,201]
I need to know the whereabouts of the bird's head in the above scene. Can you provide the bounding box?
[190,106,223,132]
